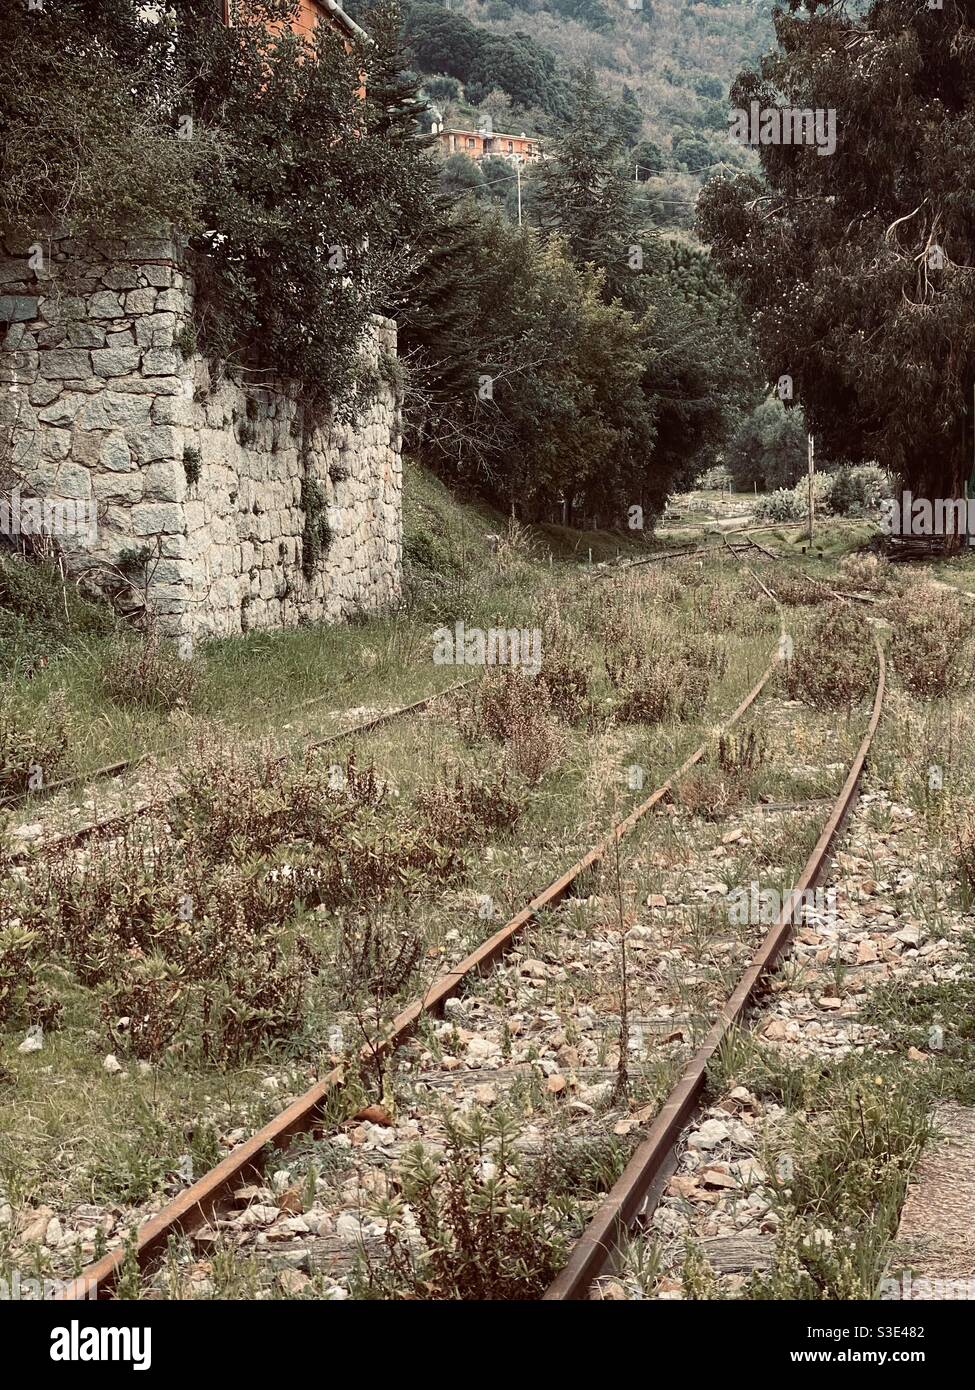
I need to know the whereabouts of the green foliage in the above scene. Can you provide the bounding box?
[404,66,757,521]
[439,152,487,201]
[672,132,714,173]
[352,1108,569,1299]
[100,631,198,713]
[756,487,804,524]
[700,0,975,500]
[424,74,462,103]
[0,550,117,673]
[781,604,877,712]
[0,1,208,239]
[632,138,665,179]
[828,464,889,517]
[172,319,198,361]
[403,3,568,116]
[726,397,807,492]
[0,689,71,800]
[550,0,614,32]
[401,208,656,520]
[300,476,334,581]
[182,445,202,488]
[1,2,438,416]
[539,67,650,309]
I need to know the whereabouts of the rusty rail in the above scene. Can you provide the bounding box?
[62,648,783,1299]
[544,630,886,1300]
[10,677,476,865]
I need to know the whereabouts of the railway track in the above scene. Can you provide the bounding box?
[545,629,886,1299]
[607,529,878,607]
[58,577,784,1296]
[7,676,476,865]
[51,555,888,1301]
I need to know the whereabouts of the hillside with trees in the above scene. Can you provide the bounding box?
[368,0,776,227]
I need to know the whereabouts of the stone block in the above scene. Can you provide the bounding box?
[124,288,157,315]
[0,295,39,323]
[137,265,173,288]
[101,266,140,291]
[92,470,142,505]
[37,393,86,427]
[66,322,106,348]
[128,425,182,464]
[87,290,125,319]
[151,396,193,426]
[141,348,181,376]
[38,349,91,379]
[142,459,186,504]
[91,346,141,378]
[113,376,183,396]
[77,391,151,430]
[130,502,184,536]
[99,432,134,471]
[135,313,176,350]
[38,295,86,322]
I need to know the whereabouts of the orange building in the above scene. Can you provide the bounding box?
[221,1,369,47]
[436,127,542,163]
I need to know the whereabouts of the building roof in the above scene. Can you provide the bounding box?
[441,127,539,142]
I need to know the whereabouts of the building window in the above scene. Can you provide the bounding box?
[467,137,475,148]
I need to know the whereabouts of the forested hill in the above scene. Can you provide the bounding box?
[351,0,777,218]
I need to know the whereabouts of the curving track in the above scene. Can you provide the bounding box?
[57,555,885,1301]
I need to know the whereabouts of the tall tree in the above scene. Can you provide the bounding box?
[699,0,975,522]
[539,66,657,308]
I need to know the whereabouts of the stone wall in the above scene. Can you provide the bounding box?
[0,231,402,639]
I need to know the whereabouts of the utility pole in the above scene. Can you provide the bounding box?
[807,433,815,544]
[515,158,522,227]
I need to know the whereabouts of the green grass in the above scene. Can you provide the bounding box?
[0,462,659,783]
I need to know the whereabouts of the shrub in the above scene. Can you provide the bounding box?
[0,550,116,670]
[465,670,565,784]
[19,832,316,1063]
[764,565,825,607]
[755,488,804,523]
[0,922,38,1027]
[958,808,975,900]
[0,689,70,798]
[829,464,890,516]
[415,770,522,846]
[352,1109,568,1300]
[697,464,731,490]
[781,604,876,710]
[171,744,387,863]
[535,617,591,723]
[885,584,974,699]
[838,552,893,593]
[100,631,198,712]
[333,911,424,1010]
[615,639,724,726]
[677,768,745,819]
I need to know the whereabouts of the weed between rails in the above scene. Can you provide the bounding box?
[351,1109,570,1301]
[780,603,876,711]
